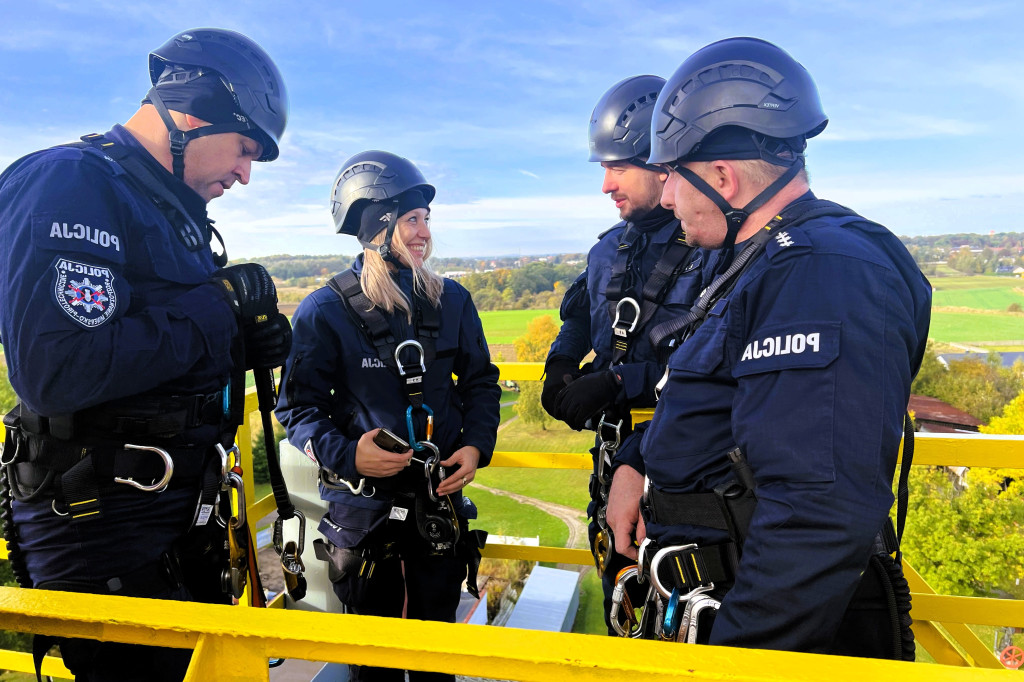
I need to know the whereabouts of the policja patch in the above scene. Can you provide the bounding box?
[53,258,117,328]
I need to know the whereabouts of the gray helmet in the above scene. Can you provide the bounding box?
[331,150,436,261]
[148,28,288,177]
[589,75,665,165]
[648,37,827,165]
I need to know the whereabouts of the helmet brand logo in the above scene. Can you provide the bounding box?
[379,212,392,223]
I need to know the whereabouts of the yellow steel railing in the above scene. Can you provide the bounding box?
[0,361,1021,679]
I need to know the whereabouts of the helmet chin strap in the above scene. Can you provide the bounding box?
[670,156,805,269]
[358,200,403,266]
[146,80,257,181]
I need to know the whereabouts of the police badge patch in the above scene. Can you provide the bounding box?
[53,258,117,328]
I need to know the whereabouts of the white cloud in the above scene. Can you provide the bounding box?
[518,170,540,179]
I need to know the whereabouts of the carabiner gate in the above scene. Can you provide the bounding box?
[114,444,174,493]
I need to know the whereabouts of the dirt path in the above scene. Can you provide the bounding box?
[471,482,589,569]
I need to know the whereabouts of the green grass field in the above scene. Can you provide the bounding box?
[470,485,569,548]
[928,311,1024,344]
[931,275,1024,310]
[478,309,560,344]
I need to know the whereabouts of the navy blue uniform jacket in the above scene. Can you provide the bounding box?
[276,257,500,544]
[641,198,932,652]
[547,217,705,405]
[0,125,236,418]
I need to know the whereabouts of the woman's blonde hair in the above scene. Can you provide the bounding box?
[360,217,444,321]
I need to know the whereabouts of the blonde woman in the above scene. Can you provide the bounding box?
[276,151,499,682]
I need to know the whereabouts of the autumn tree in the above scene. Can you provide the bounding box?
[902,389,1024,599]
[513,315,560,429]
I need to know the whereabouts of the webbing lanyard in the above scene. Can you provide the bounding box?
[396,340,435,451]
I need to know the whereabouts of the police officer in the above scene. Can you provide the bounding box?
[606,37,931,657]
[0,28,290,680]
[541,75,705,635]
[276,150,499,682]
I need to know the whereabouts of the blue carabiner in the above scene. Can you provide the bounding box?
[406,404,435,452]
[663,586,682,639]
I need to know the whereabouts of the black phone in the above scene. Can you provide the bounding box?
[373,427,410,453]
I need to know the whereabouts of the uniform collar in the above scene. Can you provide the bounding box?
[105,124,208,224]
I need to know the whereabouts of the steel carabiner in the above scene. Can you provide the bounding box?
[114,443,174,493]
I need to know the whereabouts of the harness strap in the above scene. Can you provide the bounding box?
[605,224,643,303]
[328,268,440,411]
[74,133,210,253]
[649,198,862,352]
[606,224,696,367]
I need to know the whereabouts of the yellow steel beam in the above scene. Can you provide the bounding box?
[0,586,1016,682]
[911,433,1024,469]
[481,543,593,565]
[185,632,269,682]
[495,361,543,381]
[0,650,72,680]
[904,562,1002,668]
[491,450,592,469]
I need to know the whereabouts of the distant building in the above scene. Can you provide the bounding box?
[909,394,981,434]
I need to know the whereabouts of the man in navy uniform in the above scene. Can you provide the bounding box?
[607,37,930,657]
[0,28,290,680]
[542,75,705,634]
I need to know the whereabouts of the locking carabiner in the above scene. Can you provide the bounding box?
[273,510,306,559]
[114,444,174,493]
[417,441,443,502]
[406,404,435,451]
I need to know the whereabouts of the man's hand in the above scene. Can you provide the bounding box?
[553,370,620,430]
[216,264,292,369]
[607,464,645,560]
[541,355,581,419]
[216,263,279,321]
[355,429,413,478]
[245,312,292,369]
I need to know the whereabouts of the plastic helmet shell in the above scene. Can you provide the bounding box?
[331,151,437,236]
[649,37,827,165]
[589,75,666,163]
[149,28,288,161]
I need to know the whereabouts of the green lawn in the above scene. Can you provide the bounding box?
[478,309,560,344]
[470,485,569,548]
[572,567,609,635]
[931,276,1024,311]
[476,467,592,514]
[928,311,1024,344]
[495,414,594,455]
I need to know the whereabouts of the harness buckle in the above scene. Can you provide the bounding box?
[113,444,173,493]
[612,297,641,335]
[649,543,715,600]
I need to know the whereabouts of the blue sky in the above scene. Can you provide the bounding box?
[1,0,1022,259]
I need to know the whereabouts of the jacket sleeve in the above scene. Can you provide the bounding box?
[546,269,591,364]
[453,290,501,467]
[0,153,236,415]
[708,248,924,653]
[275,295,360,481]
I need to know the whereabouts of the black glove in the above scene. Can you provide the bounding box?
[216,263,279,321]
[541,355,582,419]
[553,370,621,431]
[244,311,292,370]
